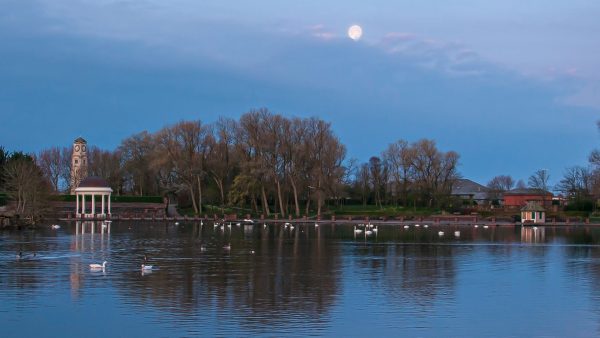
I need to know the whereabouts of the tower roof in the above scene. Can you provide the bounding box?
[74,137,87,144]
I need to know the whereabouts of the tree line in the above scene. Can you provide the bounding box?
[3,110,597,218]
[1,109,463,217]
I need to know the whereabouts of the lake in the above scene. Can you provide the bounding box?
[2,221,600,337]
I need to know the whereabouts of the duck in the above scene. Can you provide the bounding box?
[263,223,267,229]
[51,224,61,229]
[16,251,23,260]
[90,261,107,270]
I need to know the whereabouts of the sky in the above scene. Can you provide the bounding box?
[0,0,599,186]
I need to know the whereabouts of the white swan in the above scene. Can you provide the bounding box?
[51,224,61,229]
[315,223,319,228]
[474,224,479,228]
[483,225,489,229]
[175,222,180,226]
[90,261,107,270]
[366,229,373,236]
[354,226,363,234]
[373,226,378,233]
[438,231,444,236]
[243,219,254,223]
[415,224,420,227]
[454,231,460,237]
[223,243,231,250]
[403,225,410,229]
[141,264,154,270]
[423,225,429,228]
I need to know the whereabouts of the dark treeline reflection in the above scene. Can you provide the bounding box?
[6,223,600,334]
[97,222,343,330]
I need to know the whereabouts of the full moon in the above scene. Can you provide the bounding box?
[348,25,363,41]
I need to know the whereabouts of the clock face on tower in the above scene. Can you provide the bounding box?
[75,145,80,152]
[82,145,86,152]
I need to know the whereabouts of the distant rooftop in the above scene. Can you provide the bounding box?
[521,202,546,212]
[451,179,490,200]
[74,137,87,144]
[78,176,110,188]
[505,188,552,196]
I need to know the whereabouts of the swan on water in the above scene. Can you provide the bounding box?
[354,226,363,234]
[223,243,231,250]
[474,225,479,228]
[141,264,154,271]
[373,226,378,233]
[454,231,460,237]
[404,225,410,229]
[483,225,489,229]
[175,222,179,226]
[366,229,373,236]
[415,224,420,227]
[315,223,319,228]
[423,225,429,228]
[243,219,254,223]
[90,261,107,270]
[438,231,444,236]
[51,224,61,229]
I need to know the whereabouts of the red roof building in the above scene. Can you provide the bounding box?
[503,188,553,208]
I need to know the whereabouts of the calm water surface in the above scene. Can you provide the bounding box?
[2,222,600,337]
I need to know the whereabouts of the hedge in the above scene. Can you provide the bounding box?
[50,195,163,203]
[0,193,6,206]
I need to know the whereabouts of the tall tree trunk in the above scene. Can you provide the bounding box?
[290,178,300,217]
[197,175,203,214]
[189,183,199,214]
[305,191,311,216]
[276,179,285,218]
[261,185,270,216]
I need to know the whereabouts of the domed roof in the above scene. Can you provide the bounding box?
[78,176,110,188]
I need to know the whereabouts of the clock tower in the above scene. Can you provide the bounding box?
[70,137,89,194]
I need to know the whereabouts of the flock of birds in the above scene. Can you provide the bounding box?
[354,222,491,238]
[43,219,497,273]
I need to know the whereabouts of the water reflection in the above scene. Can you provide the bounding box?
[3,223,600,336]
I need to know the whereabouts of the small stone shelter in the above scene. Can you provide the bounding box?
[521,202,546,224]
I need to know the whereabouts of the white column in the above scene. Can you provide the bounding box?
[76,193,79,216]
[92,194,96,217]
[101,194,105,216]
[82,194,86,215]
[108,193,111,215]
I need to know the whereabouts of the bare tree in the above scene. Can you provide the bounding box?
[3,153,51,220]
[528,169,550,191]
[556,166,591,199]
[37,147,62,192]
[516,179,527,189]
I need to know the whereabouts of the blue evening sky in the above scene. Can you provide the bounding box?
[0,0,599,186]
